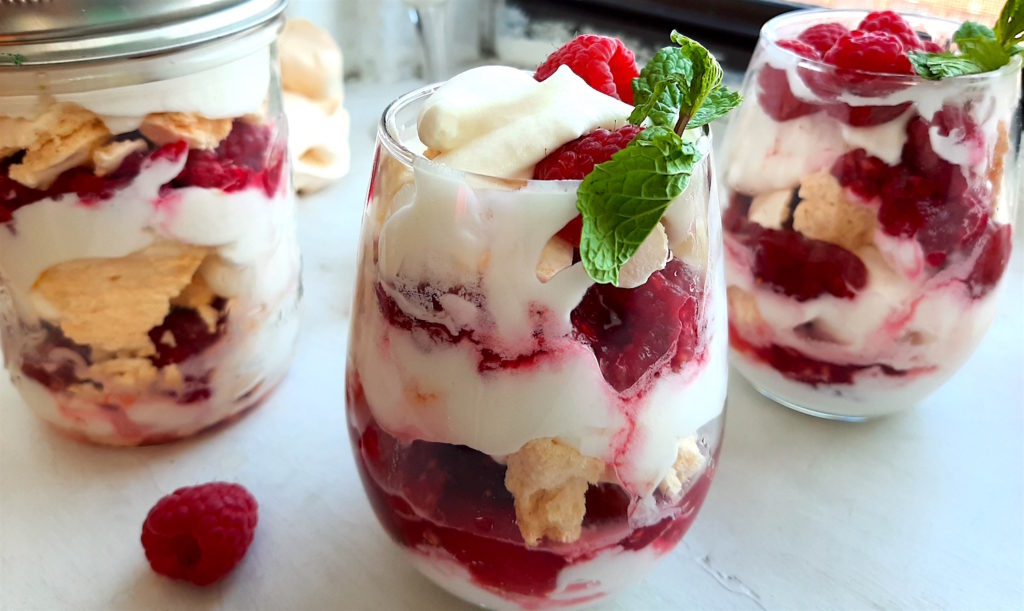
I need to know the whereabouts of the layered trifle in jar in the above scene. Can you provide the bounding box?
[347,34,738,608]
[720,8,1021,419]
[0,1,300,444]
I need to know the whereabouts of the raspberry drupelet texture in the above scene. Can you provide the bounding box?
[823,30,914,76]
[797,22,850,55]
[533,125,643,181]
[141,482,258,586]
[534,35,640,103]
[858,10,925,50]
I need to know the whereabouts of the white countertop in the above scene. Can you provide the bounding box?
[1,80,1022,611]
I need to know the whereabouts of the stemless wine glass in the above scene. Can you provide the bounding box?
[719,9,1021,420]
[346,83,729,608]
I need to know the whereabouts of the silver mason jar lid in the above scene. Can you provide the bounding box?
[0,0,286,67]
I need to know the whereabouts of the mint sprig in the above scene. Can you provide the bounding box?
[909,0,1024,79]
[578,32,740,285]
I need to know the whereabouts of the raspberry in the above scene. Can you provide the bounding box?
[797,23,850,55]
[921,40,944,53]
[171,121,284,196]
[932,105,986,167]
[141,482,258,586]
[819,31,913,96]
[824,101,911,127]
[533,125,642,180]
[535,35,639,103]
[858,11,925,50]
[148,300,227,368]
[571,259,703,392]
[966,223,1012,298]
[831,149,895,200]
[734,223,868,301]
[758,39,821,121]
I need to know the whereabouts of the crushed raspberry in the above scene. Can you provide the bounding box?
[732,221,868,301]
[914,186,990,264]
[19,324,91,392]
[759,39,821,121]
[824,101,911,127]
[571,259,703,393]
[932,105,987,167]
[141,482,258,586]
[966,223,1012,298]
[0,148,151,221]
[831,149,895,200]
[818,31,914,96]
[534,35,639,103]
[729,322,910,386]
[171,120,285,197]
[797,22,850,55]
[534,125,642,181]
[148,299,227,368]
[858,11,925,50]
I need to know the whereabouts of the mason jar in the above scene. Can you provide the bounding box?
[346,81,728,608]
[0,0,301,445]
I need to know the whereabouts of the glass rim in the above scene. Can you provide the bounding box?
[377,79,711,184]
[760,8,1023,83]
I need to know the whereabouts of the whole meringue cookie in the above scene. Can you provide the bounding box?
[279,19,350,194]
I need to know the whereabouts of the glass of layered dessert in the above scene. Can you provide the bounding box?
[0,1,300,444]
[720,8,1021,420]
[347,34,736,608]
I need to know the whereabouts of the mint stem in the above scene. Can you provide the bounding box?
[673,111,691,136]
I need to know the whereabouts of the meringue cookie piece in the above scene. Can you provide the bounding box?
[279,19,350,194]
[283,92,351,194]
[279,19,343,101]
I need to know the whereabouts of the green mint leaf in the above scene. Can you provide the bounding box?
[630,31,736,132]
[995,0,1024,47]
[909,50,987,79]
[577,127,701,285]
[631,47,691,128]
[957,34,1012,70]
[689,86,742,128]
[954,21,997,44]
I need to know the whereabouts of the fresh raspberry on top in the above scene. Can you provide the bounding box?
[141,482,258,586]
[535,35,639,104]
[533,125,642,180]
[824,30,914,75]
[858,11,925,50]
[797,23,850,55]
[758,39,821,121]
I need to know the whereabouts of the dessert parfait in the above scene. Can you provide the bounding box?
[721,7,1021,419]
[347,34,737,608]
[0,11,300,445]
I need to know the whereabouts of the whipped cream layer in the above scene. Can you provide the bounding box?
[0,152,296,326]
[417,65,633,179]
[726,236,1001,371]
[0,49,271,134]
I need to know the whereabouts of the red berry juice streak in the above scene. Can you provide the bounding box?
[347,370,720,604]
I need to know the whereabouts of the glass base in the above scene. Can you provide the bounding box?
[752,382,870,423]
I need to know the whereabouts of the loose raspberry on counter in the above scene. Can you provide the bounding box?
[141,482,258,586]
[759,39,821,121]
[535,35,639,103]
[858,11,925,50]
[533,125,643,181]
[797,22,850,55]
